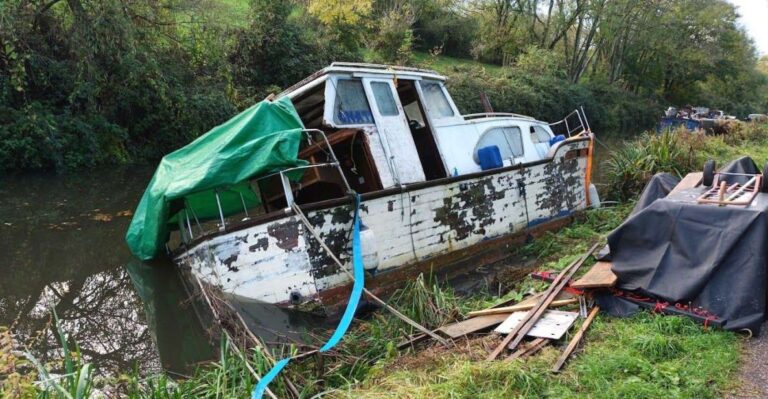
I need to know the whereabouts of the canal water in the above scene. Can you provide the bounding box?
[0,167,215,377]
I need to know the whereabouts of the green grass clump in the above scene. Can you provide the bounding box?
[336,312,738,399]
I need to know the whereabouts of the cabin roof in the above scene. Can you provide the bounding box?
[278,62,446,98]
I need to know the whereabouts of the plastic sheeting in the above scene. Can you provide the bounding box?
[604,157,768,334]
[125,97,307,260]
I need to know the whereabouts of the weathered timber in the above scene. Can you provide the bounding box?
[291,202,451,346]
[487,242,600,360]
[467,298,578,317]
[438,313,510,338]
[552,306,600,372]
[506,338,549,361]
[669,172,703,195]
[571,261,617,289]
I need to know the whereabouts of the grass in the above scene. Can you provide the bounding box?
[10,125,766,397]
[328,204,741,399]
[411,51,506,76]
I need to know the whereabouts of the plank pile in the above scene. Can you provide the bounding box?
[400,242,618,372]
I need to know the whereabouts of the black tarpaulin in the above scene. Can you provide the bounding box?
[630,172,680,215]
[605,157,768,334]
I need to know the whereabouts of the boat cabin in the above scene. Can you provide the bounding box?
[258,63,575,212]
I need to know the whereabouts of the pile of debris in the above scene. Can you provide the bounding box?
[398,242,614,371]
[398,166,742,370]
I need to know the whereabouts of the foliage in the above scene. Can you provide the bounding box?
[603,123,768,201]
[0,328,37,398]
[441,64,658,135]
[24,311,94,399]
[368,3,416,65]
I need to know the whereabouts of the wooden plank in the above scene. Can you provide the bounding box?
[506,338,549,361]
[486,242,600,360]
[467,298,578,317]
[571,261,617,289]
[669,172,703,195]
[551,306,600,373]
[438,313,509,338]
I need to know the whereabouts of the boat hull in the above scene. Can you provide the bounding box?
[175,137,591,309]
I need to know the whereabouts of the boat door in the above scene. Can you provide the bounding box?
[362,78,426,185]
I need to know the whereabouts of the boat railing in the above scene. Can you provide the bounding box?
[548,107,592,137]
[177,129,351,242]
[463,112,536,121]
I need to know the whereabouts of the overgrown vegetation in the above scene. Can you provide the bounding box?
[2,204,743,398]
[603,122,768,201]
[2,0,767,171]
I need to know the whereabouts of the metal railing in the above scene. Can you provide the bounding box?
[548,106,592,137]
[177,129,351,243]
[463,112,536,121]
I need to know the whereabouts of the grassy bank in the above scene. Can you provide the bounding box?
[8,124,768,397]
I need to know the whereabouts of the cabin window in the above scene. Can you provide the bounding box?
[473,126,524,163]
[530,125,552,144]
[333,79,373,125]
[371,82,399,116]
[420,81,454,118]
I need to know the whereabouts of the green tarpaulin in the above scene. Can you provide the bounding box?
[125,97,307,260]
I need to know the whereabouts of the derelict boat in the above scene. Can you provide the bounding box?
[126,63,599,313]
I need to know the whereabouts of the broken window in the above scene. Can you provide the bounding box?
[473,126,524,163]
[371,81,399,116]
[420,81,454,118]
[333,79,373,125]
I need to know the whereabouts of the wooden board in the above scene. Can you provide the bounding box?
[571,261,617,289]
[494,310,579,340]
[467,298,578,317]
[669,172,703,195]
[438,313,509,338]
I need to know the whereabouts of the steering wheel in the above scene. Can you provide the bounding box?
[408,119,422,130]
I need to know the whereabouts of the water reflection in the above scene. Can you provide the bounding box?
[0,168,213,376]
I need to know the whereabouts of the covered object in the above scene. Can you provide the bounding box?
[601,157,768,334]
[125,97,306,260]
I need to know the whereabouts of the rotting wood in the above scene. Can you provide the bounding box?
[552,306,600,372]
[506,338,549,361]
[467,298,578,317]
[291,203,452,347]
[438,313,510,338]
[669,172,703,195]
[487,242,600,360]
[570,261,617,289]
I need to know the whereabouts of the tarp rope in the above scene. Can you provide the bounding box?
[251,194,365,399]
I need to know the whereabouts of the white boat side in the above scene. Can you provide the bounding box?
[175,136,591,306]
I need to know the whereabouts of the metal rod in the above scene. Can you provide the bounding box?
[239,192,249,218]
[280,172,295,208]
[214,190,226,231]
[185,209,194,241]
[303,129,352,193]
[185,199,205,235]
[580,106,592,132]
[726,176,757,201]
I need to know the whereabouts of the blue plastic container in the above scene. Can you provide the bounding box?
[478,145,503,170]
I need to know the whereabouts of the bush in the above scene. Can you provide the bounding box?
[443,65,657,136]
[602,131,700,201]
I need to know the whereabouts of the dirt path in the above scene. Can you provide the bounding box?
[727,322,768,398]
